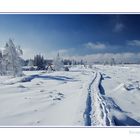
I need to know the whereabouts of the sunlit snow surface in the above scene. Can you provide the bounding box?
[0,65,140,126]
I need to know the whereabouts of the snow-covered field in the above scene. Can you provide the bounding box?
[0,65,140,126]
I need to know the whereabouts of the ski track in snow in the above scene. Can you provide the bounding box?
[91,72,112,126]
[84,72,96,126]
[84,71,112,126]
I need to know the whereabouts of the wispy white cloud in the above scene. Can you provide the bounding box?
[85,42,106,50]
[127,40,140,46]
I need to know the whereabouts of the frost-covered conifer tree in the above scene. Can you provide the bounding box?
[0,50,3,75]
[28,59,34,67]
[2,39,23,76]
[53,53,64,71]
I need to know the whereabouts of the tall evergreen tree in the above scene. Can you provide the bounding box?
[34,54,45,70]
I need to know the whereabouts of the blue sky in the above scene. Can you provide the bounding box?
[0,14,140,59]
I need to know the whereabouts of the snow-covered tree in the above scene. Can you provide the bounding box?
[0,50,3,75]
[28,59,34,67]
[2,39,23,76]
[53,53,64,71]
[27,59,34,70]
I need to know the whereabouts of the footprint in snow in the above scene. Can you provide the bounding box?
[58,93,64,98]
[53,93,64,101]
[34,109,38,112]
[36,83,40,85]
[40,90,45,92]
[36,121,40,124]
[57,92,64,96]
[17,85,26,88]
[131,101,135,104]
[53,97,61,101]
[24,97,32,99]
[49,95,53,98]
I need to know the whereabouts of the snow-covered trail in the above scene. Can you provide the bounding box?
[84,71,112,126]
[90,72,112,126]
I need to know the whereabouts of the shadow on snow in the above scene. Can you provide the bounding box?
[21,74,76,82]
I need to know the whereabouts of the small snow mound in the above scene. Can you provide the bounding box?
[123,81,140,91]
